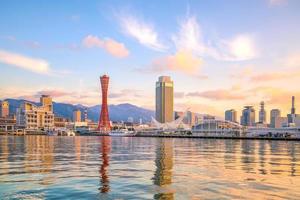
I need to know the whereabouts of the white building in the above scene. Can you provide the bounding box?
[16,95,54,130]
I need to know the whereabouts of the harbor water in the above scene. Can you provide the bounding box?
[0,136,300,199]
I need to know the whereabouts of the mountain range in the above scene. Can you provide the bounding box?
[5,99,154,123]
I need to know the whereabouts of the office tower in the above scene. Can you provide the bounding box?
[259,101,266,123]
[73,109,81,122]
[225,109,237,123]
[288,96,298,124]
[155,76,174,123]
[240,106,255,126]
[98,75,111,132]
[0,100,9,118]
[270,109,281,128]
[16,95,54,130]
[292,96,296,114]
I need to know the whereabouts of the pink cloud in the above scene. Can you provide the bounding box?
[250,71,300,82]
[187,89,246,100]
[82,35,129,58]
[146,50,203,74]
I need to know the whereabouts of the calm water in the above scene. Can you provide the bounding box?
[0,136,300,199]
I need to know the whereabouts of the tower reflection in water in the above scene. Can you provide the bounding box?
[153,138,174,200]
[99,136,111,193]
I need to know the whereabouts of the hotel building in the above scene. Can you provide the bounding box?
[16,95,54,130]
[155,76,174,123]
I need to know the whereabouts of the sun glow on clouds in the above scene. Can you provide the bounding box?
[172,16,258,61]
[82,35,129,58]
[150,50,202,73]
[0,49,50,74]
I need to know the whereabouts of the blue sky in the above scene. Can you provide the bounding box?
[1,0,300,118]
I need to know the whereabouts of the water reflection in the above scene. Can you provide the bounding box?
[153,139,174,199]
[0,136,300,199]
[99,136,111,193]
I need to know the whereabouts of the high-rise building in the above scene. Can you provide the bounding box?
[155,76,174,123]
[225,109,237,123]
[259,101,266,124]
[291,96,296,114]
[98,75,111,132]
[0,100,9,118]
[288,96,299,124]
[270,109,281,128]
[73,109,81,122]
[16,96,54,130]
[240,106,255,126]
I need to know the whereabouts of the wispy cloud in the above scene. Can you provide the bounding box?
[173,16,258,61]
[120,15,167,51]
[82,35,129,58]
[0,49,50,74]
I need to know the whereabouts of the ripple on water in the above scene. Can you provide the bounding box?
[0,136,300,199]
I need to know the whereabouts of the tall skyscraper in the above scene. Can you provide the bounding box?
[259,101,266,123]
[98,75,111,132]
[73,109,81,122]
[240,106,255,126]
[270,109,281,128]
[0,100,9,118]
[225,109,237,123]
[291,96,296,114]
[155,76,174,123]
[288,96,298,124]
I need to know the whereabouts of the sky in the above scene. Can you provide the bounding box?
[0,0,300,121]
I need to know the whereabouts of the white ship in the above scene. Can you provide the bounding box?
[47,128,76,136]
[109,128,136,137]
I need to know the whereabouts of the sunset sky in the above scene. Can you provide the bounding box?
[1,0,300,120]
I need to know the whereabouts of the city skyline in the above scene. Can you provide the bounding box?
[1,0,300,118]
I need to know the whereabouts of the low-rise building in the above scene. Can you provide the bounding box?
[275,117,288,128]
[54,116,69,128]
[16,95,54,130]
[0,117,16,132]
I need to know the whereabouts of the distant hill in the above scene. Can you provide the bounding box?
[5,99,154,123]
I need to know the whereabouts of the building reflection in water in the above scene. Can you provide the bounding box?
[153,138,174,200]
[99,136,111,193]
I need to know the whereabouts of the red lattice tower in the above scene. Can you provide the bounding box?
[97,75,111,132]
